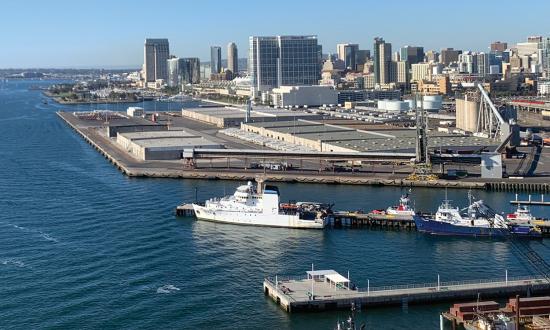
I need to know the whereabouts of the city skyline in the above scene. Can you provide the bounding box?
[1,0,550,68]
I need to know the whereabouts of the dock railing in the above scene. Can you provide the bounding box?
[360,275,545,293]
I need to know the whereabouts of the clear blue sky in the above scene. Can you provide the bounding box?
[2,0,549,68]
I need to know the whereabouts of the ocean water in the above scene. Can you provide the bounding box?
[1,79,550,329]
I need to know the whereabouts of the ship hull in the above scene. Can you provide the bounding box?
[192,204,326,229]
[413,215,509,237]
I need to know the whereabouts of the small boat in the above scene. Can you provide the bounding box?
[506,204,539,225]
[506,205,543,237]
[369,192,415,220]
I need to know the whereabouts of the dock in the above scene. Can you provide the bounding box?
[176,203,195,217]
[263,270,550,313]
[511,194,550,206]
[176,203,416,228]
[175,203,550,236]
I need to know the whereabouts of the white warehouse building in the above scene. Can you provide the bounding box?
[116,130,223,160]
[271,85,338,108]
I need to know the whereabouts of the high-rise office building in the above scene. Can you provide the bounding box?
[400,46,425,65]
[210,46,222,75]
[396,61,410,85]
[249,35,320,93]
[337,43,359,70]
[490,41,508,52]
[167,57,180,87]
[373,37,392,84]
[440,48,461,66]
[144,38,170,83]
[476,52,489,76]
[457,52,477,74]
[227,42,238,74]
[167,57,201,87]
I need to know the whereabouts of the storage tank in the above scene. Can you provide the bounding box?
[422,95,442,112]
[455,97,479,132]
[378,100,409,113]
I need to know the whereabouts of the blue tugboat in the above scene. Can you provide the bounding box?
[414,192,541,238]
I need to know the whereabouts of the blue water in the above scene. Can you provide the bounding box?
[1,80,550,329]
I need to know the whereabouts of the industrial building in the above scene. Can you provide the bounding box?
[271,85,338,108]
[181,106,323,128]
[240,119,497,153]
[456,97,479,132]
[116,130,223,160]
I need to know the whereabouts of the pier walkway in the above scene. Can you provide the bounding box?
[264,272,550,312]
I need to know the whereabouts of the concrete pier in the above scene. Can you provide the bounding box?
[264,272,550,313]
[57,111,550,192]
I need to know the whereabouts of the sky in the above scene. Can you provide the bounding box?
[1,0,549,68]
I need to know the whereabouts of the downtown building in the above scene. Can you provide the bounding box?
[249,35,320,95]
[210,46,222,76]
[440,48,461,66]
[373,37,392,84]
[144,39,170,84]
[227,42,238,74]
[400,46,425,65]
[336,43,359,70]
[167,57,201,87]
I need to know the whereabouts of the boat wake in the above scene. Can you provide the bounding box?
[0,222,59,243]
[156,284,180,294]
[1,259,26,268]
[39,232,59,243]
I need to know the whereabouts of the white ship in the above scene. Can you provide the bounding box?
[192,180,329,229]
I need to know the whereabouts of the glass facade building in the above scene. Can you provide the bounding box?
[166,57,201,87]
[400,46,425,65]
[210,46,222,75]
[144,39,170,82]
[249,35,320,93]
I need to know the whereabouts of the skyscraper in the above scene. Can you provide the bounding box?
[400,46,425,65]
[167,57,201,87]
[227,42,238,74]
[210,46,222,75]
[396,61,409,85]
[336,43,359,70]
[476,53,489,76]
[167,57,180,87]
[373,37,392,84]
[249,35,320,93]
[144,38,170,83]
